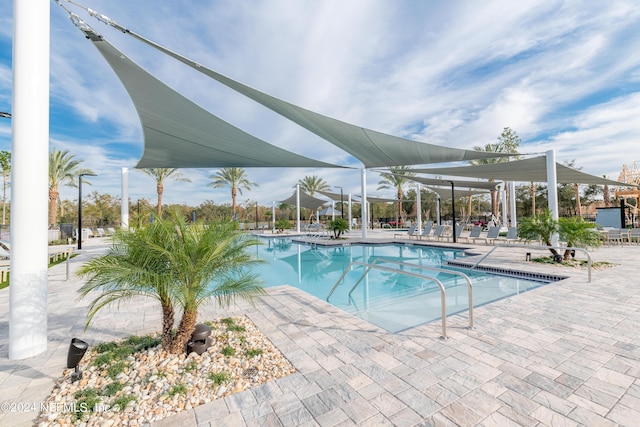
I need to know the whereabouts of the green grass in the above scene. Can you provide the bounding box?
[111,394,137,411]
[101,382,125,397]
[245,348,263,358]
[222,346,236,357]
[166,384,187,397]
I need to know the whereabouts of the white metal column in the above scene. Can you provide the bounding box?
[361,169,367,238]
[509,181,517,227]
[9,0,50,359]
[416,183,422,232]
[121,167,129,229]
[295,184,300,233]
[546,149,559,246]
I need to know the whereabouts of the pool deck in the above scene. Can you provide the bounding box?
[1,230,639,426]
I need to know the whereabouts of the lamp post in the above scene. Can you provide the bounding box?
[77,173,96,249]
[335,186,344,219]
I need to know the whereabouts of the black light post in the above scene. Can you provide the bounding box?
[335,186,344,219]
[77,173,97,249]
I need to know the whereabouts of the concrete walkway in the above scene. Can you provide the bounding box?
[1,232,639,426]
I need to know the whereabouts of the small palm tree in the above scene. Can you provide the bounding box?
[139,168,191,217]
[518,210,560,257]
[377,166,415,222]
[328,218,349,239]
[209,168,258,218]
[296,175,330,196]
[49,148,94,227]
[77,212,265,354]
[559,217,601,260]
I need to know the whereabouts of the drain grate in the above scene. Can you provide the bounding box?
[242,367,258,378]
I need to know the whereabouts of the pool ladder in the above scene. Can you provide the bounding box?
[326,258,474,339]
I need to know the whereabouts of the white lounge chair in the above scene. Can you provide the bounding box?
[394,224,418,239]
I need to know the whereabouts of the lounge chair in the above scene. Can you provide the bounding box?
[459,225,483,244]
[605,229,625,246]
[423,225,446,241]
[497,227,520,244]
[96,228,106,237]
[474,226,500,245]
[417,221,434,240]
[629,228,640,245]
[394,224,418,239]
[445,224,464,242]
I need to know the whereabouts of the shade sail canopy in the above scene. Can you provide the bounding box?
[74,14,516,169]
[82,29,341,169]
[353,196,406,203]
[279,191,328,211]
[318,206,342,216]
[316,190,347,201]
[412,156,635,187]
[403,175,501,191]
[425,186,488,199]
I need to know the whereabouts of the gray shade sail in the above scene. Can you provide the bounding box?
[279,191,328,211]
[316,190,347,202]
[95,22,516,168]
[402,175,501,191]
[83,29,341,169]
[352,196,406,203]
[425,186,488,199]
[317,206,342,216]
[412,156,634,187]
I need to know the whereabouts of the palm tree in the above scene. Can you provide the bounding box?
[77,212,265,354]
[470,127,520,216]
[49,148,94,227]
[0,150,10,226]
[209,168,258,217]
[377,166,415,222]
[559,217,601,260]
[139,168,191,217]
[296,175,330,196]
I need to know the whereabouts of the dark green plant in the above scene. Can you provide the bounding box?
[208,371,230,386]
[73,388,100,421]
[518,210,560,257]
[274,219,292,232]
[245,348,263,358]
[111,394,137,411]
[167,384,187,397]
[106,362,128,379]
[327,218,349,239]
[101,382,125,397]
[222,346,235,357]
[558,216,601,260]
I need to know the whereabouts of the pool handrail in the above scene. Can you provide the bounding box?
[469,243,592,283]
[328,261,449,338]
[368,258,474,330]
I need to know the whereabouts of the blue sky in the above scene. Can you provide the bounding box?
[1,0,639,207]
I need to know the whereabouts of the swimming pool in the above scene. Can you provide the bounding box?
[252,237,551,333]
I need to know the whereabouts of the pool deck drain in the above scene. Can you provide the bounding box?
[1,231,639,426]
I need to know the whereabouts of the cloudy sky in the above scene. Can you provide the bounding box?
[1,0,639,208]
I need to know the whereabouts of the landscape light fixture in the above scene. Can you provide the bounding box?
[67,338,88,382]
[0,112,11,119]
[77,173,97,249]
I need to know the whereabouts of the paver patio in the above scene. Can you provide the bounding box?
[1,231,638,426]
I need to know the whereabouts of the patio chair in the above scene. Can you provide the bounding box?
[423,224,446,241]
[497,227,520,244]
[459,225,483,243]
[629,228,640,245]
[444,224,464,242]
[417,221,434,240]
[474,226,500,245]
[394,224,418,239]
[605,229,625,246]
[95,228,106,237]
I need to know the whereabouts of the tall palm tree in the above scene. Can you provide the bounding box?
[296,175,330,196]
[0,150,10,227]
[139,168,191,217]
[49,148,93,227]
[377,166,416,221]
[77,212,265,354]
[470,127,520,216]
[209,168,258,217]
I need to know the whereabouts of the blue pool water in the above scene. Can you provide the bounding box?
[251,237,549,333]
